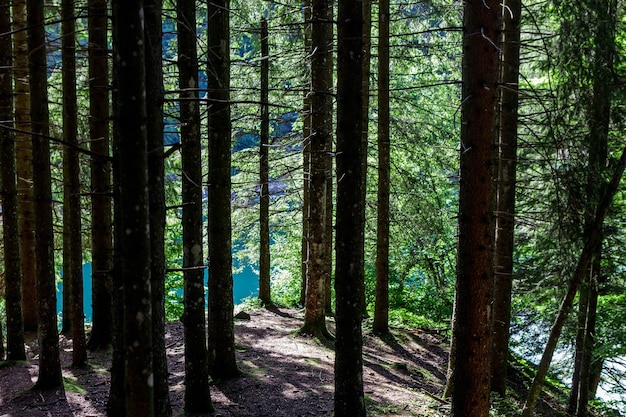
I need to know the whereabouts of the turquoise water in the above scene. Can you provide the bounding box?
[57,263,259,323]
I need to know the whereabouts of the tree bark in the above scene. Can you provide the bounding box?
[28,0,64,390]
[573,4,614,414]
[358,0,371,320]
[144,0,171,415]
[87,0,113,352]
[521,143,626,417]
[372,0,390,335]
[178,0,214,412]
[112,0,154,414]
[61,0,87,367]
[300,0,312,307]
[259,17,272,306]
[491,0,521,395]
[334,0,365,415]
[207,0,239,379]
[13,0,37,332]
[300,0,333,339]
[0,0,26,360]
[451,0,500,415]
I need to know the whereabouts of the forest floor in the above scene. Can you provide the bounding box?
[0,306,577,417]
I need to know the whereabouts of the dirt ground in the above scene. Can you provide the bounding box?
[0,307,454,417]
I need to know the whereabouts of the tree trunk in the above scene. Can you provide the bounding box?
[452,0,500,415]
[575,4,614,413]
[61,0,87,367]
[334,0,365,415]
[491,0,521,395]
[207,0,239,379]
[27,0,64,390]
[144,1,171,415]
[0,1,26,360]
[112,0,154,414]
[259,17,272,306]
[569,278,588,414]
[107,92,125,417]
[358,0,371,320]
[577,265,599,417]
[13,0,37,333]
[372,0,390,335]
[521,143,626,417]
[300,0,312,307]
[87,0,113,352]
[178,0,214,412]
[300,0,333,339]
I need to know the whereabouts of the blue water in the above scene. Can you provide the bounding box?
[57,263,260,323]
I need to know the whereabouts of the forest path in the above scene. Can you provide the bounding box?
[0,307,568,416]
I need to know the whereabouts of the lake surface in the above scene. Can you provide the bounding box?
[57,263,260,323]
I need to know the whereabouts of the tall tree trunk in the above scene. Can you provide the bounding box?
[107,70,125,416]
[357,0,371,319]
[576,264,599,417]
[334,0,365,415]
[178,0,214,412]
[61,0,87,367]
[300,0,312,307]
[491,0,521,395]
[207,0,239,379]
[0,0,26,360]
[112,0,154,414]
[521,143,626,417]
[451,1,500,415]
[259,17,272,306]
[144,1,171,415]
[87,0,113,351]
[300,0,333,339]
[324,126,333,316]
[372,0,390,335]
[13,0,37,332]
[28,0,64,390]
[577,5,613,414]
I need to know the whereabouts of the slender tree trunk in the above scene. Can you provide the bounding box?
[178,0,214,412]
[300,0,333,339]
[443,290,458,398]
[0,0,26,360]
[13,0,37,333]
[577,265,599,417]
[521,143,626,417]
[324,128,333,317]
[259,17,272,306]
[87,0,113,351]
[300,0,312,307]
[334,0,365,415]
[372,0,390,335]
[569,278,588,414]
[144,1,171,415]
[107,76,125,416]
[27,0,64,390]
[491,0,521,395]
[451,0,500,415]
[61,0,87,367]
[207,0,239,379]
[358,0,371,319]
[577,6,613,413]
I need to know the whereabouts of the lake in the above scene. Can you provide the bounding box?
[56,263,260,323]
